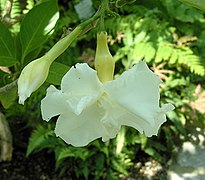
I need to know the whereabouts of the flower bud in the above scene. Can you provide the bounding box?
[95,32,115,83]
[18,26,82,105]
[18,56,52,105]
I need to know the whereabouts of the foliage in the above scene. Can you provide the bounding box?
[0,0,59,108]
[26,123,132,179]
[0,0,205,179]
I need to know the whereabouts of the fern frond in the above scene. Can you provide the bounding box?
[55,146,91,169]
[154,44,205,75]
[23,0,34,14]
[132,42,156,62]
[155,44,173,63]
[26,124,55,156]
[177,47,205,75]
[10,0,21,18]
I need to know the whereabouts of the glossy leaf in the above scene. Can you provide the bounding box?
[46,62,69,85]
[0,22,16,66]
[20,0,59,63]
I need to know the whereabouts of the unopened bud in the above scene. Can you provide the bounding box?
[18,56,52,105]
[18,26,82,105]
[95,32,115,83]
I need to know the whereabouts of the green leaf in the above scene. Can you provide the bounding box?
[144,43,156,62]
[177,47,205,75]
[0,85,17,109]
[47,62,69,85]
[144,147,163,161]
[180,0,205,12]
[132,43,148,60]
[130,42,156,63]
[155,44,172,63]
[26,124,54,156]
[169,48,178,64]
[165,0,203,22]
[0,22,16,66]
[111,159,128,175]
[55,146,91,169]
[23,47,42,63]
[168,111,187,135]
[20,0,59,63]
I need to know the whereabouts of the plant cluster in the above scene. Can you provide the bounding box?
[0,0,205,179]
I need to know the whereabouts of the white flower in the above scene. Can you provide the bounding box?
[41,61,174,147]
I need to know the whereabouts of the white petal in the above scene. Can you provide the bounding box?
[97,94,124,141]
[41,85,69,121]
[104,61,162,126]
[60,63,103,114]
[54,102,109,147]
[121,104,173,136]
[104,61,175,136]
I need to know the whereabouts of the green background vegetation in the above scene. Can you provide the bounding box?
[0,0,205,179]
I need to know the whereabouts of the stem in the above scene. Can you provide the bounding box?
[99,0,109,31]
[45,8,102,63]
[0,79,18,94]
[45,26,83,62]
[46,0,111,60]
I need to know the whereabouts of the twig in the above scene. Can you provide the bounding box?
[0,79,18,94]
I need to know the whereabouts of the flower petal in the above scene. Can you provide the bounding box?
[97,94,124,141]
[104,61,162,126]
[60,63,103,115]
[104,61,174,136]
[41,85,69,121]
[54,102,109,147]
[121,103,174,136]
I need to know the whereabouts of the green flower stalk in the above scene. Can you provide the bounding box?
[18,26,82,105]
[94,32,115,83]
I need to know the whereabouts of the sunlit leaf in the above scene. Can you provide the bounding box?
[20,0,59,63]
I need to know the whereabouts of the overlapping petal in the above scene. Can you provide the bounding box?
[120,103,174,136]
[55,102,109,147]
[41,85,69,121]
[104,61,174,136]
[97,94,125,141]
[60,63,103,115]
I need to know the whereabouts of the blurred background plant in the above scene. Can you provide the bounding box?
[0,0,205,179]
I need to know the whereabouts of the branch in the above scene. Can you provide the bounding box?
[0,79,18,94]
